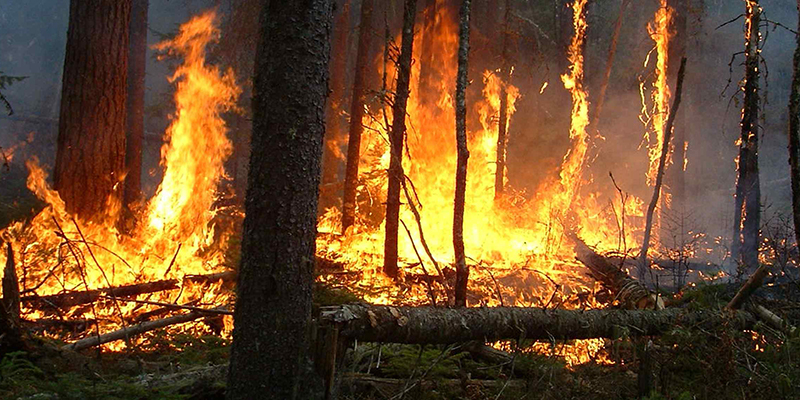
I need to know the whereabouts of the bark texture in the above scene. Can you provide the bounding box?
[789,0,800,252]
[453,0,472,308]
[383,0,418,279]
[226,1,333,399]
[123,0,148,208]
[54,0,131,221]
[320,304,756,344]
[341,0,375,232]
[732,0,761,273]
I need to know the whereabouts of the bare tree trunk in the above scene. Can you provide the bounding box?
[320,0,352,211]
[665,0,688,213]
[732,0,761,274]
[226,0,333,398]
[54,0,131,221]
[789,0,800,250]
[640,58,687,277]
[590,0,629,129]
[123,0,148,209]
[383,0,418,280]
[494,0,512,199]
[341,0,375,232]
[453,0,471,308]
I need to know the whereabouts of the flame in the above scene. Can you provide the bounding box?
[643,0,674,186]
[0,11,238,345]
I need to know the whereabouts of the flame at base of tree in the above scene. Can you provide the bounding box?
[0,11,239,348]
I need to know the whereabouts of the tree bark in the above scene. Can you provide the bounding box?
[383,0,418,280]
[341,0,375,232]
[494,0,513,199]
[226,1,333,399]
[453,0,472,308]
[665,0,688,213]
[320,0,352,210]
[54,0,131,221]
[732,0,761,274]
[123,0,148,209]
[320,304,756,344]
[788,0,800,252]
[640,58,687,278]
[3,243,20,321]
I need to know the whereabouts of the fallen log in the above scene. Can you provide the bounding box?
[64,311,206,351]
[22,271,236,311]
[726,264,769,310]
[320,304,755,344]
[568,233,660,309]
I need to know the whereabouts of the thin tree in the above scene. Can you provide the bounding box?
[453,0,472,307]
[342,0,375,232]
[731,0,761,274]
[494,0,513,199]
[384,0,419,279]
[123,0,148,210]
[790,0,800,250]
[54,0,132,221]
[226,1,333,399]
[665,0,688,212]
[590,0,629,129]
[320,0,352,208]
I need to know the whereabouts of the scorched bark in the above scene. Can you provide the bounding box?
[123,0,148,209]
[453,0,471,307]
[226,1,333,399]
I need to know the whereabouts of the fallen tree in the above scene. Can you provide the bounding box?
[320,304,755,344]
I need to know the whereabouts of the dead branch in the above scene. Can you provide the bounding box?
[64,310,207,351]
[726,264,769,310]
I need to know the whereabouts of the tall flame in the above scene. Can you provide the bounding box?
[644,0,673,186]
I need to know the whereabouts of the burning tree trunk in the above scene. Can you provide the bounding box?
[320,304,756,344]
[665,0,688,213]
[494,0,513,199]
[54,0,131,221]
[123,0,148,209]
[320,0,352,209]
[383,0,418,279]
[788,0,800,252]
[341,0,375,232]
[1,242,25,358]
[732,0,762,274]
[453,0,472,308]
[640,58,687,277]
[227,1,333,398]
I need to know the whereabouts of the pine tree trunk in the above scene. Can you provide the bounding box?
[494,0,512,199]
[341,0,375,232]
[732,0,761,274]
[453,0,471,308]
[123,0,148,209]
[320,0,352,209]
[226,1,333,399]
[54,0,131,221]
[789,0,800,251]
[383,0,418,279]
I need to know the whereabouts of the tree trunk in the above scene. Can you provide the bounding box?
[732,0,761,274]
[320,304,756,344]
[341,0,375,233]
[123,0,148,209]
[494,0,512,199]
[320,0,352,211]
[226,1,333,399]
[590,0,629,129]
[383,0,418,280]
[54,0,131,221]
[665,0,688,213]
[453,0,471,308]
[788,0,800,252]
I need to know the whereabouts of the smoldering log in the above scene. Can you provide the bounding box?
[568,233,660,309]
[320,304,756,344]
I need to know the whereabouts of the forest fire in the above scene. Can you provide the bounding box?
[1,0,799,397]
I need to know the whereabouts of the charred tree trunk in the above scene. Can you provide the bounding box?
[453,0,471,308]
[788,0,800,251]
[341,0,375,232]
[226,1,333,399]
[54,0,131,221]
[640,58,687,278]
[320,304,756,344]
[123,0,148,209]
[1,242,24,358]
[732,0,761,274]
[665,0,688,213]
[494,0,513,199]
[320,0,352,210]
[383,0,418,279]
